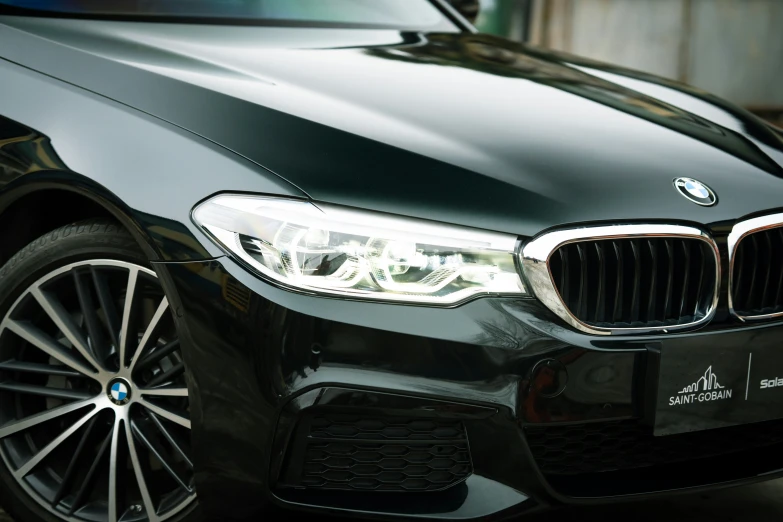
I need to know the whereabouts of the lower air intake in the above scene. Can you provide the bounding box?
[525,418,783,476]
[284,413,472,492]
[525,418,783,496]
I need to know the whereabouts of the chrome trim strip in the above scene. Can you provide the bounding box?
[521,224,721,336]
[727,212,783,322]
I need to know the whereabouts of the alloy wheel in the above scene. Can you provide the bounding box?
[0,260,195,521]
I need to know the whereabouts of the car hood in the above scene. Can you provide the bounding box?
[2,17,783,237]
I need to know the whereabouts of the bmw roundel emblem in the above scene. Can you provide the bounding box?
[673,177,717,206]
[108,379,131,405]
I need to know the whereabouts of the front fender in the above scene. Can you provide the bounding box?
[0,57,306,262]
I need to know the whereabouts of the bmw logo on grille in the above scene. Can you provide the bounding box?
[107,379,131,405]
[673,177,717,206]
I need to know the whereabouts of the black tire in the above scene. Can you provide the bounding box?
[0,219,202,522]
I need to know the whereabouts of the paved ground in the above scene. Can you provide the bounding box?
[1,480,781,520]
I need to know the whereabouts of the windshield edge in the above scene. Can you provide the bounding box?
[0,1,467,32]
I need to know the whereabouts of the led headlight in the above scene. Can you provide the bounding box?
[192,195,525,304]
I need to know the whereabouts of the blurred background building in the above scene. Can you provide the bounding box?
[459,0,782,125]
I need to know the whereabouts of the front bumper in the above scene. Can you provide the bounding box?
[153,256,783,520]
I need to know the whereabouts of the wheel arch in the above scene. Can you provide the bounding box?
[0,171,162,266]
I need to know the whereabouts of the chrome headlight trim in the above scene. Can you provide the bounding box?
[727,212,783,322]
[520,224,721,336]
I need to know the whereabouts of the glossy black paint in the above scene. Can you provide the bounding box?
[1,8,783,521]
[272,389,531,519]
[153,258,564,518]
[154,256,783,519]
[0,62,303,262]
[2,16,783,241]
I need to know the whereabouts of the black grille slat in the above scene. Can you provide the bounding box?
[693,243,707,318]
[734,239,746,305]
[760,232,774,308]
[645,239,658,323]
[747,235,760,308]
[731,226,783,317]
[576,243,588,320]
[611,241,623,323]
[678,240,691,318]
[558,248,569,305]
[630,240,641,323]
[663,239,674,320]
[775,228,783,307]
[549,237,716,329]
[594,243,606,324]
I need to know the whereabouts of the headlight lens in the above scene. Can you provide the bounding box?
[192,195,525,304]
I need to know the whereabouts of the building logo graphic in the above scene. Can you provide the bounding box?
[669,366,732,406]
[678,365,724,394]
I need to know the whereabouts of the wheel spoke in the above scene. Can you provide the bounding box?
[0,382,94,401]
[2,319,97,378]
[52,416,99,508]
[32,288,101,373]
[149,411,193,469]
[108,416,122,522]
[68,422,113,516]
[91,267,122,353]
[0,399,95,439]
[119,268,139,369]
[126,416,159,522]
[139,399,190,429]
[0,360,82,378]
[139,387,188,398]
[131,419,192,493]
[73,271,109,366]
[145,361,185,388]
[134,339,179,373]
[128,298,169,372]
[14,407,100,478]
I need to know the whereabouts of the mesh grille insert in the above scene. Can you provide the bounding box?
[285,414,472,493]
[301,441,471,491]
[525,419,783,476]
[548,238,717,328]
[310,414,466,441]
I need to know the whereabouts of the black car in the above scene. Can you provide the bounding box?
[1,1,783,521]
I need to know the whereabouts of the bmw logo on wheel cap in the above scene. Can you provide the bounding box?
[673,177,717,206]
[108,378,132,405]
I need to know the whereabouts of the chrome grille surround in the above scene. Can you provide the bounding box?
[521,224,721,336]
[728,212,783,321]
